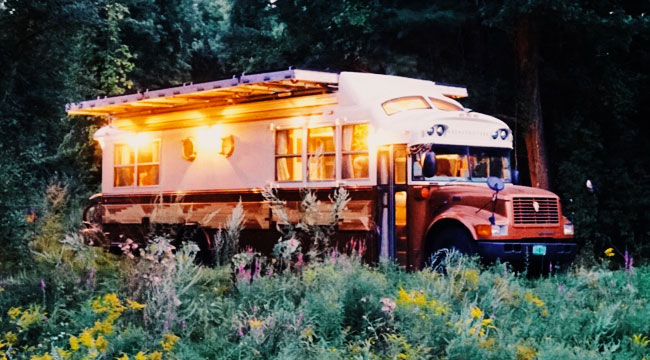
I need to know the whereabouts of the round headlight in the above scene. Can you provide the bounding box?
[492,130,499,139]
[427,127,435,136]
[500,129,508,140]
[436,125,446,136]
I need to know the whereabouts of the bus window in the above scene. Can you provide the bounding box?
[382,96,431,116]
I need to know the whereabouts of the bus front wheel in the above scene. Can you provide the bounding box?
[426,226,475,269]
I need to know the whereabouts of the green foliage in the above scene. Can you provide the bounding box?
[1,0,649,263]
[2,245,650,359]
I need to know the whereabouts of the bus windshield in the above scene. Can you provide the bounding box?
[412,145,511,182]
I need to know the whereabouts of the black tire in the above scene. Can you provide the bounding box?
[180,225,215,266]
[426,226,475,270]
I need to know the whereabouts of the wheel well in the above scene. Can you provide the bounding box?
[424,219,473,253]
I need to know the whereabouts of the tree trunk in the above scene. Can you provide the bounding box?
[514,16,550,189]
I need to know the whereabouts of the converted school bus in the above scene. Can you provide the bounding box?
[67,69,576,268]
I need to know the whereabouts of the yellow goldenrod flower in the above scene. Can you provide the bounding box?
[56,347,71,359]
[134,351,148,360]
[95,335,109,353]
[515,344,538,360]
[80,329,94,348]
[395,288,449,315]
[116,354,129,360]
[470,306,483,319]
[17,306,45,329]
[148,351,162,360]
[7,307,21,319]
[4,332,17,345]
[604,248,615,257]
[69,335,80,351]
[92,293,126,315]
[248,319,263,329]
[524,291,546,307]
[479,337,496,350]
[160,333,180,352]
[463,269,480,289]
[30,354,53,360]
[481,318,496,329]
[126,299,146,311]
[633,333,650,347]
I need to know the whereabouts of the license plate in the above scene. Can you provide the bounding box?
[532,245,547,256]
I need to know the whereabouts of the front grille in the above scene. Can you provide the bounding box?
[513,197,559,225]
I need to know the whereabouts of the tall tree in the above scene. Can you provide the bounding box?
[514,15,548,189]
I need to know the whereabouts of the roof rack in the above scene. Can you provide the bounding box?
[66,69,339,117]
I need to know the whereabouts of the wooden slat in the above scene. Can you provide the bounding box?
[112,93,338,131]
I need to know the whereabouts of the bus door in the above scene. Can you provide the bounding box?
[377,144,408,265]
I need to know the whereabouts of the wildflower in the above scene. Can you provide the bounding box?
[470,306,483,319]
[95,335,108,353]
[92,319,114,335]
[7,307,21,319]
[91,293,125,315]
[380,297,396,315]
[69,335,80,351]
[134,352,148,360]
[249,319,263,329]
[524,291,545,307]
[56,347,71,359]
[79,329,94,347]
[395,288,448,315]
[160,333,180,352]
[515,344,538,360]
[148,351,163,360]
[117,355,129,360]
[17,306,45,329]
[633,334,650,347]
[479,337,496,350]
[29,354,53,360]
[4,332,17,345]
[126,299,146,310]
[604,248,615,257]
[625,251,635,274]
[301,327,314,342]
[463,269,480,289]
[481,318,496,329]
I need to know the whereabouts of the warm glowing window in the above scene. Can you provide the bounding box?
[114,144,135,187]
[275,129,303,181]
[382,96,431,116]
[429,97,463,111]
[113,140,160,187]
[342,124,369,179]
[308,126,336,181]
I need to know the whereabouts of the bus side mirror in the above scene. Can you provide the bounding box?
[512,169,520,185]
[487,176,505,192]
[421,152,437,178]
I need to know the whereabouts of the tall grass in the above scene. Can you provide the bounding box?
[1,247,649,359]
[1,187,649,359]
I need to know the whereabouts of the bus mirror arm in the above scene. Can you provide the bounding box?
[512,169,520,185]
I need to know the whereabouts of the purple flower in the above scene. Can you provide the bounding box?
[40,280,46,291]
[557,284,565,293]
[295,253,303,269]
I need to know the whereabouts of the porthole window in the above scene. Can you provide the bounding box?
[182,137,197,161]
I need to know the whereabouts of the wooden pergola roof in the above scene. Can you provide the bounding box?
[66,69,467,131]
